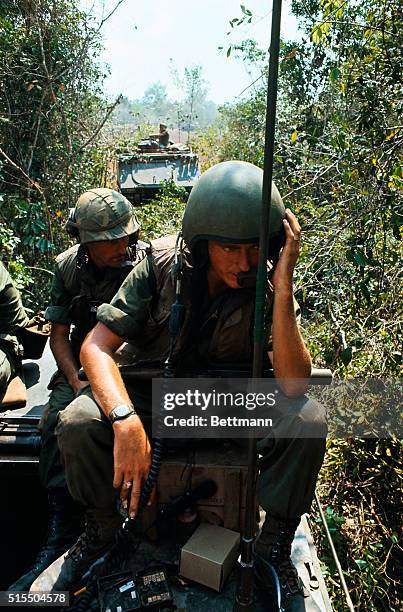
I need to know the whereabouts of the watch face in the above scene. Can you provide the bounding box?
[115,405,130,417]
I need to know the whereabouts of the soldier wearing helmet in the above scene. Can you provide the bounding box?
[35,162,326,609]
[10,188,146,592]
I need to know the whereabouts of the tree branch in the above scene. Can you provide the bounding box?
[283,158,340,199]
[97,0,127,31]
[0,146,43,196]
[76,95,123,155]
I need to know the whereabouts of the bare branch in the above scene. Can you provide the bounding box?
[26,89,46,173]
[77,95,123,155]
[96,0,127,31]
[283,158,340,199]
[0,146,43,196]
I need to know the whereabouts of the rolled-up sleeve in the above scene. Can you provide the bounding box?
[97,256,156,340]
[44,266,72,324]
[0,265,29,333]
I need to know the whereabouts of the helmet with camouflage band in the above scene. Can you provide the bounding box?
[182,160,285,259]
[65,188,140,244]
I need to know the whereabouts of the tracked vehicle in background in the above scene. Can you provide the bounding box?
[117,138,200,204]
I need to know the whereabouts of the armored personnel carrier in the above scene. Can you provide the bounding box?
[117,138,200,204]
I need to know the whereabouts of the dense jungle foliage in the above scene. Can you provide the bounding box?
[194,1,402,609]
[0,1,401,610]
[0,0,119,304]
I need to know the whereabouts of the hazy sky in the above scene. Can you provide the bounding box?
[81,0,302,104]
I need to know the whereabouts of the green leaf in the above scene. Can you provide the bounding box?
[312,26,322,44]
[354,251,367,267]
[354,559,368,569]
[341,347,352,366]
[329,67,341,82]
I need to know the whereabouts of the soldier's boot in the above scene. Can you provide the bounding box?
[8,487,82,592]
[254,516,305,612]
[34,509,121,593]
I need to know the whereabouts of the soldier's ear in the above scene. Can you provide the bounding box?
[64,208,80,241]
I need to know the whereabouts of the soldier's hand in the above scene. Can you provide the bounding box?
[71,376,90,397]
[112,415,153,518]
[271,209,301,291]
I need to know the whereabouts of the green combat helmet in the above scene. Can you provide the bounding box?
[182,160,285,259]
[65,188,140,243]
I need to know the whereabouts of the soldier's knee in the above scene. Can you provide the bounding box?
[0,351,12,391]
[56,394,103,447]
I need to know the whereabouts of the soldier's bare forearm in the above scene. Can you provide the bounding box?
[80,322,133,417]
[81,327,151,518]
[271,287,311,396]
[50,322,80,387]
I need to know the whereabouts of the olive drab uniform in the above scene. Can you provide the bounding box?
[7,188,144,595]
[30,162,327,606]
[40,243,143,489]
[159,128,169,147]
[0,261,29,393]
[56,235,327,520]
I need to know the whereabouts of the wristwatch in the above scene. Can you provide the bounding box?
[108,404,136,424]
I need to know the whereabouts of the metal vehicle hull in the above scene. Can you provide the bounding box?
[118,142,200,204]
